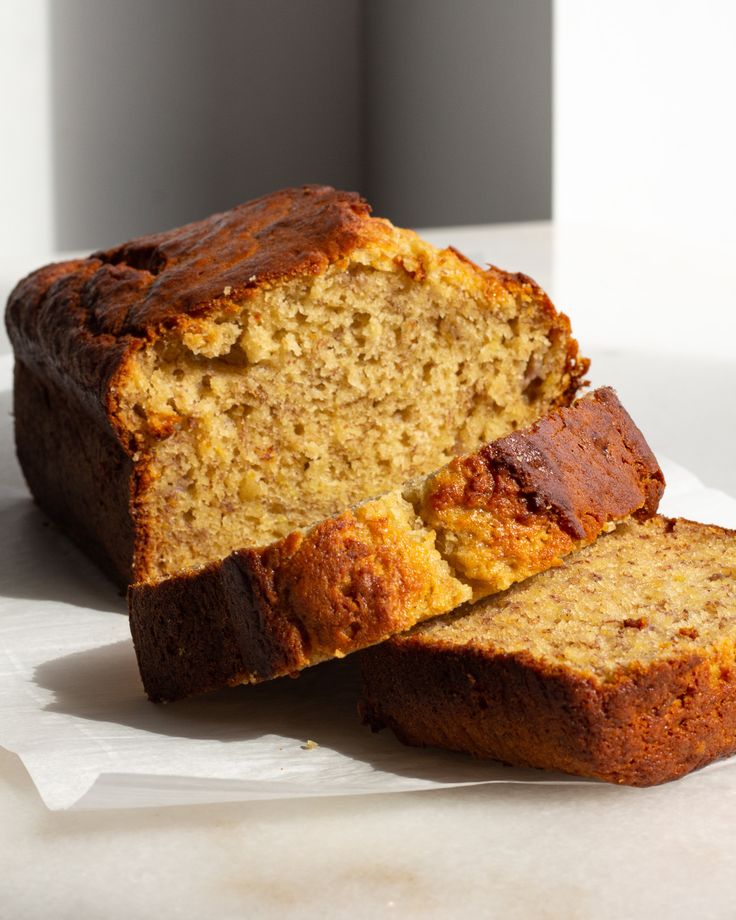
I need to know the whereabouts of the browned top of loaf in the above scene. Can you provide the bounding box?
[9,186,371,338]
[411,387,664,594]
[5,186,379,421]
[6,184,579,432]
[426,387,664,538]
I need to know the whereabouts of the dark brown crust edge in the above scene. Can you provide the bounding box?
[423,387,664,549]
[357,519,736,787]
[12,359,136,587]
[129,388,663,703]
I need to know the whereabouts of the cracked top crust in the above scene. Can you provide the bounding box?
[4,186,382,420]
[10,186,375,338]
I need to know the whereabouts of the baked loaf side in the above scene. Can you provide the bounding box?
[130,490,471,702]
[129,388,663,702]
[6,185,587,586]
[358,517,736,787]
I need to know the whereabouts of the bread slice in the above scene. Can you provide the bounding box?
[6,185,586,587]
[129,388,663,702]
[358,516,736,786]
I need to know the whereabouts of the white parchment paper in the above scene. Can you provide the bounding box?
[2,356,736,810]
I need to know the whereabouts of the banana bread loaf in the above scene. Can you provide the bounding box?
[358,516,736,786]
[6,186,587,587]
[129,388,663,702]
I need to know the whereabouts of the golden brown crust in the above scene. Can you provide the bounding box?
[21,187,371,332]
[428,388,662,534]
[129,388,663,702]
[358,517,736,787]
[413,387,664,596]
[88,186,375,333]
[129,504,470,702]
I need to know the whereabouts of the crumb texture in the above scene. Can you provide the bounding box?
[409,517,731,677]
[359,516,736,786]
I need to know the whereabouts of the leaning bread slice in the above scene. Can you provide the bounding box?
[6,185,587,587]
[358,516,736,787]
[129,387,663,701]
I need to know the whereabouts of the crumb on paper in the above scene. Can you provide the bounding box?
[301,739,319,751]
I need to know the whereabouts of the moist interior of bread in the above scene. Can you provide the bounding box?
[408,517,736,681]
[117,243,572,580]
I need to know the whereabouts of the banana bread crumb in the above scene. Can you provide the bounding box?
[359,516,736,786]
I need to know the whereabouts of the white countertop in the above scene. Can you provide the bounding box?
[2,222,736,920]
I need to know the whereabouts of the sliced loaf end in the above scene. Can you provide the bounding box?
[359,516,736,786]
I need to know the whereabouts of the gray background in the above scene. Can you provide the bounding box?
[50,0,551,249]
